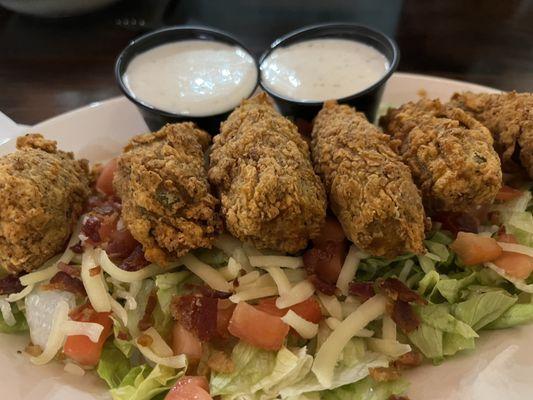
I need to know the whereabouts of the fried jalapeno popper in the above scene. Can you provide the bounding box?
[311,101,426,257]
[381,99,502,212]
[0,134,90,274]
[450,91,533,177]
[114,123,221,265]
[209,94,327,253]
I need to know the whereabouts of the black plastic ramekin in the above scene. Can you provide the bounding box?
[115,26,259,133]
[259,23,400,122]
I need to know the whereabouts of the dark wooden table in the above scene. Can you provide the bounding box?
[1,0,532,125]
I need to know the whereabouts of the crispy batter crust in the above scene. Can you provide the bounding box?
[208,93,327,253]
[380,99,502,212]
[0,134,90,274]
[450,91,533,177]
[114,123,221,265]
[311,101,426,257]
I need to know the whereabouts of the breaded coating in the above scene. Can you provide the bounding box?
[208,93,327,253]
[311,101,426,257]
[450,91,533,177]
[0,134,90,274]
[380,99,502,212]
[114,123,221,265]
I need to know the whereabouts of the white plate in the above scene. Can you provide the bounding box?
[2,73,527,400]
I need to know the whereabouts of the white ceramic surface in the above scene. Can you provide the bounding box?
[2,73,525,400]
[0,0,121,17]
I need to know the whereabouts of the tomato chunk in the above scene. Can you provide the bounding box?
[256,297,322,323]
[172,322,202,364]
[228,302,289,351]
[495,185,523,202]
[450,232,502,266]
[165,376,211,400]
[494,252,533,279]
[63,304,112,366]
[96,158,118,196]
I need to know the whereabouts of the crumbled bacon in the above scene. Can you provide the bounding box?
[138,291,158,331]
[171,294,218,341]
[196,285,232,299]
[308,274,336,295]
[120,245,150,271]
[57,262,81,277]
[136,334,153,347]
[392,350,423,369]
[82,215,102,243]
[369,366,400,382]
[388,396,411,400]
[0,274,23,295]
[390,300,421,333]
[106,228,139,259]
[42,271,86,297]
[89,266,101,277]
[378,278,427,305]
[348,281,375,300]
[432,211,479,235]
[70,241,84,254]
[303,242,346,284]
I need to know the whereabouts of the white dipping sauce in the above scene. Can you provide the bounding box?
[260,38,389,102]
[123,40,257,116]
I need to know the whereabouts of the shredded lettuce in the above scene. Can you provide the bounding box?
[109,364,183,400]
[322,376,409,400]
[452,291,516,330]
[97,341,132,389]
[486,303,533,329]
[0,309,28,333]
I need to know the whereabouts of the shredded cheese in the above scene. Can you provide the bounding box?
[219,257,242,281]
[249,255,304,269]
[276,280,314,308]
[311,294,387,387]
[19,255,62,287]
[382,315,397,341]
[81,249,111,312]
[64,362,86,376]
[62,320,104,343]
[341,296,362,318]
[31,300,70,365]
[142,327,173,357]
[325,317,341,330]
[6,284,34,303]
[237,270,261,286]
[229,286,278,303]
[498,242,533,258]
[398,259,414,283]
[232,247,253,272]
[180,253,231,292]
[324,318,373,337]
[336,245,363,295]
[236,273,275,292]
[0,297,16,326]
[137,343,187,369]
[266,266,292,295]
[281,310,318,339]
[366,338,411,358]
[214,234,241,255]
[317,293,343,320]
[485,262,533,293]
[97,249,167,283]
[109,295,128,326]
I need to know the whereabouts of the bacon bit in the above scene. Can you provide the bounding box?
[70,241,84,254]
[496,185,524,202]
[69,303,97,322]
[25,343,43,357]
[392,350,423,369]
[170,295,218,341]
[303,242,347,284]
[117,330,130,341]
[42,271,86,297]
[389,396,411,400]
[138,291,158,332]
[207,350,234,374]
[390,300,421,333]
[136,334,153,347]
[369,366,401,382]
[120,245,150,272]
[82,215,102,243]
[196,286,232,299]
[0,274,24,295]
[308,274,336,295]
[106,228,139,260]
[89,266,102,277]
[378,278,427,305]
[57,262,81,277]
[348,281,375,300]
[432,212,479,235]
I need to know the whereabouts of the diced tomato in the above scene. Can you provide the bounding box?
[228,302,289,351]
[165,376,211,400]
[63,304,112,366]
[496,233,519,244]
[171,322,203,364]
[313,216,346,244]
[256,297,322,323]
[495,185,523,202]
[494,251,533,279]
[450,231,502,266]
[96,158,118,196]
[216,299,235,338]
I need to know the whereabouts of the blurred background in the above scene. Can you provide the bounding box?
[0,0,532,124]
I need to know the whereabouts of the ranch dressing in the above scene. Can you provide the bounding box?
[123,40,257,116]
[260,38,389,102]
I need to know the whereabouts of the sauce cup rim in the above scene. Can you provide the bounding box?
[115,25,260,120]
[258,22,400,106]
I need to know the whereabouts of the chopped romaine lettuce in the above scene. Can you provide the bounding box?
[322,376,409,400]
[0,309,28,333]
[452,291,516,330]
[97,341,131,389]
[486,303,533,329]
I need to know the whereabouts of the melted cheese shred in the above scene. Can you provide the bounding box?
[180,253,231,292]
[312,294,387,387]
